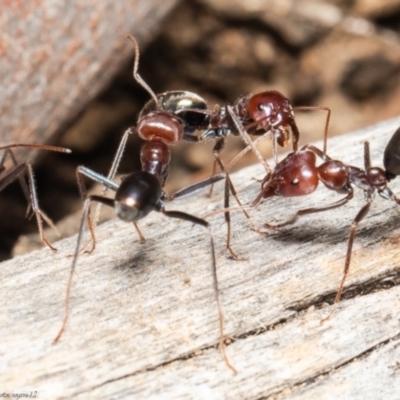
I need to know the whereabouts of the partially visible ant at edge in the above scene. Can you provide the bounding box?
[245,122,400,319]
[0,143,71,251]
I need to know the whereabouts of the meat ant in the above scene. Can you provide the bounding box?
[201,90,331,201]
[53,165,234,370]
[195,90,331,255]
[91,35,249,260]
[0,143,71,251]
[91,35,212,229]
[249,125,400,316]
[52,48,236,369]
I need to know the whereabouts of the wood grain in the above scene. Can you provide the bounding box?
[0,0,178,159]
[2,116,400,399]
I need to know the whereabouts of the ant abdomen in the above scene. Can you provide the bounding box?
[114,171,162,222]
[137,111,184,145]
[383,126,400,180]
[262,150,319,198]
[139,91,209,134]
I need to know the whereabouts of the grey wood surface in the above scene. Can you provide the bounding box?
[2,117,400,399]
[1,0,178,160]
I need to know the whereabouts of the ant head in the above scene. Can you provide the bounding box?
[137,111,184,145]
[139,91,209,134]
[261,150,319,198]
[114,171,162,222]
[366,167,387,191]
[384,126,400,181]
[247,91,295,147]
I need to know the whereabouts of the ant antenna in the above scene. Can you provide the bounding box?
[127,35,160,107]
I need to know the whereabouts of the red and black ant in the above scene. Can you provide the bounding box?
[53,155,234,371]
[0,143,71,250]
[91,35,248,261]
[249,125,400,315]
[91,36,214,227]
[52,38,236,369]
[201,90,331,189]
[195,90,332,259]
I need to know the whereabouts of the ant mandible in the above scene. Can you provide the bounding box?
[0,143,71,250]
[251,126,400,316]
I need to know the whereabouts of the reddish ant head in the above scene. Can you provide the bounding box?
[137,111,184,145]
[247,90,295,147]
[261,150,319,198]
[367,167,387,190]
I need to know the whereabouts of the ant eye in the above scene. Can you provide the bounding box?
[291,178,299,186]
[257,104,263,111]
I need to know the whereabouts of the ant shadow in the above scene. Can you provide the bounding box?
[263,206,400,248]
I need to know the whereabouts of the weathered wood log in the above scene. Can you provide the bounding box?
[0,0,178,159]
[2,117,400,399]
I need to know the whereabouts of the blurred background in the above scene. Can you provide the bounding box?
[2,0,400,260]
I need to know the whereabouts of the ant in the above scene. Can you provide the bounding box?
[91,35,247,260]
[52,49,236,369]
[53,159,234,371]
[201,90,331,199]
[198,101,332,259]
[249,125,400,315]
[192,91,332,254]
[91,35,211,228]
[0,143,71,251]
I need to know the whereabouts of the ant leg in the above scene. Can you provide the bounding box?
[76,166,119,253]
[303,144,332,162]
[364,142,371,170]
[133,222,146,244]
[25,163,60,249]
[1,149,32,216]
[226,134,272,183]
[93,127,133,228]
[0,163,58,250]
[222,171,244,260]
[264,191,354,229]
[294,106,331,154]
[53,194,114,343]
[0,144,71,219]
[322,199,372,322]
[160,207,237,374]
[214,146,265,257]
[226,106,272,174]
[208,138,225,198]
[76,168,97,254]
[167,173,225,201]
[0,163,28,193]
